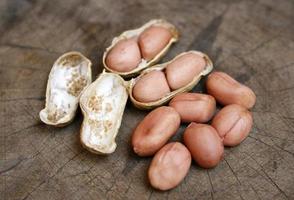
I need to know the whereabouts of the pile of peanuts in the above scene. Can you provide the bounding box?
[103,20,256,190]
[40,19,256,191]
[132,71,256,191]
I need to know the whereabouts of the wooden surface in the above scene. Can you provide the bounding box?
[1,0,294,199]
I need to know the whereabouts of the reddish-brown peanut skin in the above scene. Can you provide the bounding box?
[211,104,253,147]
[166,53,206,90]
[206,71,256,109]
[106,38,141,72]
[148,142,191,190]
[138,26,172,61]
[169,93,216,123]
[132,106,180,156]
[133,70,171,103]
[183,123,224,168]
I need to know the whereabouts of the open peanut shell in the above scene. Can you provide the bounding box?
[128,51,213,109]
[103,19,179,78]
[39,52,92,126]
[79,72,128,154]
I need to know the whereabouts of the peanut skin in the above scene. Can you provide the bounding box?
[148,142,191,190]
[132,70,171,103]
[139,26,172,61]
[211,104,253,146]
[132,106,180,156]
[183,123,224,168]
[166,53,206,90]
[169,93,216,123]
[206,71,256,109]
[106,38,141,72]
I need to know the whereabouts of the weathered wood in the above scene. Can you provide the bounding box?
[1,0,294,199]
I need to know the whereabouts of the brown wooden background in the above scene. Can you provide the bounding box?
[1,0,294,199]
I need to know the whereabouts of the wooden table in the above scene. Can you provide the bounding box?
[1,0,294,199]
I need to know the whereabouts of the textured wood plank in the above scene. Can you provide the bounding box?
[1,0,294,199]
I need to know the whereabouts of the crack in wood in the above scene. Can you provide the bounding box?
[121,150,141,176]
[21,179,46,200]
[268,86,294,93]
[272,62,294,72]
[6,122,42,137]
[244,152,290,199]
[0,97,45,102]
[253,132,294,142]
[243,35,280,56]
[223,158,242,186]
[20,151,83,200]
[0,43,61,54]
[147,190,153,200]
[206,170,215,200]
[249,135,294,157]
[124,177,134,196]
[0,158,23,174]
[253,110,294,122]
[249,183,262,200]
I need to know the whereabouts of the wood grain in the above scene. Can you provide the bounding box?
[1,0,294,199]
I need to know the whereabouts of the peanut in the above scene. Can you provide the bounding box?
[169,93,216,123]
[211,104,253,146]
[183,123,224,168]
[132,106,180,156]
[166,52,206,90]
[139,26,172,61]
[106,38,141,72]
[132,70,171,103]
[206,71,256,109]
[148,142,191,190]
